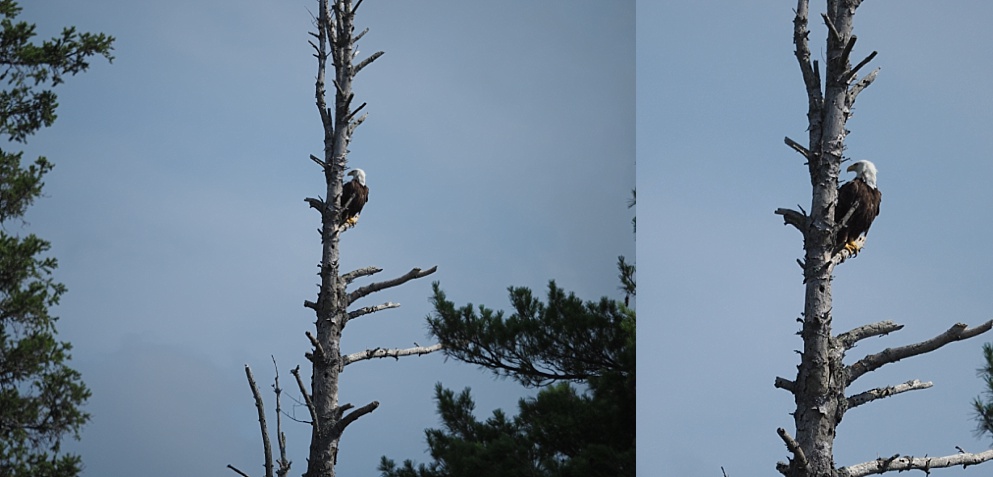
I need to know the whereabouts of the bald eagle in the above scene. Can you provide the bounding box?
[341,168,369,227]
[835,160,881,254]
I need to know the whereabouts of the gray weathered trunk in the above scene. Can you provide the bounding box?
[306,1,355,475]
[786,1,865,475]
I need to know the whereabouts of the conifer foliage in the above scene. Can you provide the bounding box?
[0,2,113,475]
[380,260,635,477]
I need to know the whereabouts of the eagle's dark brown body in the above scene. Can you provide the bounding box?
[835,176,881,252]
[341,169,369,226]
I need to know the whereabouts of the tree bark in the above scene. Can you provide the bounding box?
[303,1,364,475]
[788,4,861,473]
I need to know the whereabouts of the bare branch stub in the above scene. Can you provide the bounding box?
[784,136,812,161]
[227,464,252,477]
[774,376,795,393]
[775,207,808,233]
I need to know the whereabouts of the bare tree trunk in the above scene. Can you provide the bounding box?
[790,2,855,473]
[775,1,993,476]
[301,2,440,476]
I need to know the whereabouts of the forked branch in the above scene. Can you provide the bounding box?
[334,400,379,435]
[847,320,993,385]
[348,266,438,305]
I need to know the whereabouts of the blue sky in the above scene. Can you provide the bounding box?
[644,1,993,476]
[16,1,634,476]
[18,1,993,476]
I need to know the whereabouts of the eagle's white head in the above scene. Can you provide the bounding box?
[348,168,366,186]
[847,160,877,189]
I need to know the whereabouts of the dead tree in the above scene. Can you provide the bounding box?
[774,1,993,476]
[228,2,442,477]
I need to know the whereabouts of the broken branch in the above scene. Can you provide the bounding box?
[835,320,904,350]
[775,207,808,233]
[784,136,812,160]
[347,302,400,320]
[341,266,383,284]
[776,427,809,476]
[244,365,274,477]
[348,266,438,305]
[290,365,317,425]
[334,400,379,435]
[846,379,933,409]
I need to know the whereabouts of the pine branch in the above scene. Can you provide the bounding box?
[342,343,444,366]
[847,320,993,385]
[846,379,933,409]
[348,266,438,305]
[838,449,993,477]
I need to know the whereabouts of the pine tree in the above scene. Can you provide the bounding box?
[379,260,635,477]
[0,2,113,476]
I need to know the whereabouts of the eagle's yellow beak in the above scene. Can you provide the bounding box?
[846,163,857,172]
